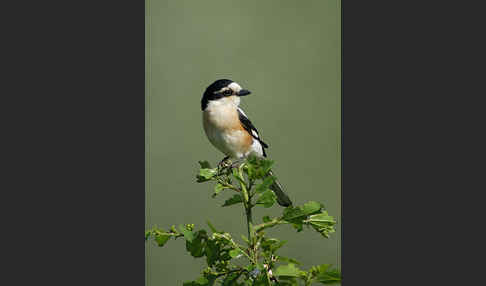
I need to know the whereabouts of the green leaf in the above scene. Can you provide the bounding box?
[222,271,243,286]
[308,213,335,224]
[198,160,212,169]
[178,224,194,243]
[301,201,322,214]
[262,215,271,223]
[308,212,336,238]
[145,231,151,240]
[308,264,341,284]
[315,268,341,284]
[292,222,304,232]
[245,154,259,166]
[255,176,275,194]
[260,159,274,175]
[205,239,220,266]
[222,194,243,207]
[186,230,206,257]
[282,208,305,221]
[261,238,287,253]
[271,240,287,252]
[154,233,170,247]
[229,248,243,258]
[200,168,218,178]
[197,168,218,182]
[274,264,303,278]
[244,162,256,180]
[282,201,322,221]
[212,232,233,245]
[310,264,331,274]
[249,157,274,179]
[212,183,225,197]
[195,277,209,284]
[252,271,271,286]
[256,190,276,208]
[245,264,256,272]
[186,239,205,257]
[281,202,328,234]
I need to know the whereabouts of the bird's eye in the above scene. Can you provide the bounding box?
[222,89,232,96]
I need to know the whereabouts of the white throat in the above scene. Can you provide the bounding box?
[206,96,240,112]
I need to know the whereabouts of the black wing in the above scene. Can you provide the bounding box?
[237,108,269,157]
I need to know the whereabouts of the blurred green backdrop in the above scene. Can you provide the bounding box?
[146,1,341,285]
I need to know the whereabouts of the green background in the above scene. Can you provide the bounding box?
[146,1,341,284]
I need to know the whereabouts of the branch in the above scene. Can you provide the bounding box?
[254,219,289,233]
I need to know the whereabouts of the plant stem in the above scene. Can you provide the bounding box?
[246,203,252,242]
[254,219,289,233]
[237,164,256,265]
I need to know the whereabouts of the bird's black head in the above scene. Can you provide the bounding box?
[201,79,251,110]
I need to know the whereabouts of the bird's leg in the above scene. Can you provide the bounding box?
[218,156,231,168]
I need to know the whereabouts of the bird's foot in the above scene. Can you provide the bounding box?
[218,156,231,168]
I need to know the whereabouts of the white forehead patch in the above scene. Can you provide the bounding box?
[228,82,242,92]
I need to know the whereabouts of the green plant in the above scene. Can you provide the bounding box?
[145,156,341,285]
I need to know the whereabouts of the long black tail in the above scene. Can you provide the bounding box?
[268,170,292,207]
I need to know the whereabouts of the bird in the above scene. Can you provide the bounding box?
[201,79,292,207]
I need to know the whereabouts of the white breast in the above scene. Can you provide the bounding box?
[202,96,254,158]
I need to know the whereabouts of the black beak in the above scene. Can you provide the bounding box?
[238,89,251,96]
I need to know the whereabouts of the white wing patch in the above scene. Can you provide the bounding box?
[251,130,259,138]
[237,107,248,117]
[238,107,259,139]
